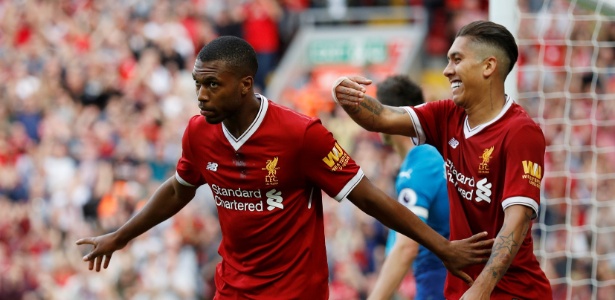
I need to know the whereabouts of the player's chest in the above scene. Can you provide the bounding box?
[443,126,506,174]
[196,141,299,188]
[443,134,505,205]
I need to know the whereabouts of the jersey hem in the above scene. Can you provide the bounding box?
[334,168,364,201]
[404,107,425,145]
[175,172,195,187]
[502,196,539,218]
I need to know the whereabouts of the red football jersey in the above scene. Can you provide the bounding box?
[176,95,363,299]
[406,97,553,299]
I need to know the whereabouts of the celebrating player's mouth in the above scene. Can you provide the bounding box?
[450,80,462,94]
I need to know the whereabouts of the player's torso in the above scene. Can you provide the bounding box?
[397,146,449,274]
[441,110,513,236]
[203,135,308,225]
[410,147,450,237]
[438,102,552,300]
[187,101,325,275]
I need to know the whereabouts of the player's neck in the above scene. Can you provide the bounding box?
[466,82,507,129]
[223,95,261,139]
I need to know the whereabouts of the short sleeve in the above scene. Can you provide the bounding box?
[175,116,206,187]
[404,100,452,153]
[300,121,363,201]
[501,124,546,216]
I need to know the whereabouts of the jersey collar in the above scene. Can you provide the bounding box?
[222,94,269,151]
[463,95,513,139]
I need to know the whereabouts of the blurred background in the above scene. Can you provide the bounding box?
[0,0,614,299]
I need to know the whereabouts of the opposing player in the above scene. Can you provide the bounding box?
[75,36,492,299]
[369,75,449,300]
[332,21,553,299]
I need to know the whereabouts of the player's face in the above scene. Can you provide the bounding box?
[443,36,485,108]
[192,59,247,124]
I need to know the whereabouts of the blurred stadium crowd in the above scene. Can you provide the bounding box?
[0,0,613,299]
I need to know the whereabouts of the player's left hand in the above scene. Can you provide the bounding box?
[331,76,372,106]
[442,231,493,285]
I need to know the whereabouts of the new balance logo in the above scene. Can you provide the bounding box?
[206,162,218,171]
[448,138,459,149]
[475,178,492,203]
[266,189,284,211]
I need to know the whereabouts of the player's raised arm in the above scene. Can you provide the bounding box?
[346,176,493,285]
[331,76,417,137]
[75,176,197,272]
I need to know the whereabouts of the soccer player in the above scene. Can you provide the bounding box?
[332,21,553,299]
[75,36,492,299]
[369,75,449,300]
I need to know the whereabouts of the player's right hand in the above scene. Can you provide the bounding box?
[331,76,372,106]
[442,231,494,286]
[75,232,127,272]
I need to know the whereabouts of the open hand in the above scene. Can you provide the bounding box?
[331,76,372,106]
[442,231,494,285]
[75,232,127,272]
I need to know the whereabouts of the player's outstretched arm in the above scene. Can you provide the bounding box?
[368,233,418,300]
[460,205,534,300]
[331,76,416,137]
[75,176,197,272]
[347,177,493,285]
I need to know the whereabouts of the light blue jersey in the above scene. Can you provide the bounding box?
[385,145,449,300]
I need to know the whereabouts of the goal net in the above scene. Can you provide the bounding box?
[498,0,615,299]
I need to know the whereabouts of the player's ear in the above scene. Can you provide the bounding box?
[240,75,253,96]
[483,56,497,78]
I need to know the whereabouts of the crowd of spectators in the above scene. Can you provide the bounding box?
[0,0,432,299]
[1,0,612,299]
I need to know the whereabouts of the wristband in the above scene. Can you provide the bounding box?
[331,76,349,104]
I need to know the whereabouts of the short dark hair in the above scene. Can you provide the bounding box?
[376,75,424,107]
[197,36,258,78]
[456,20,518,76]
